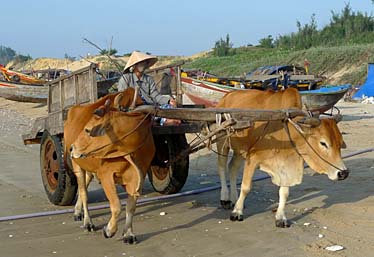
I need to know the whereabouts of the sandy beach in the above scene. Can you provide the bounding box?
[0,97,373,257]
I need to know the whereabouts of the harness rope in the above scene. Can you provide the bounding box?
[81,111,153,158]
[283,116,345,172]
[210,113,346,174]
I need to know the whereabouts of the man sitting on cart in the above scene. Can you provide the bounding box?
[116,51,180,125]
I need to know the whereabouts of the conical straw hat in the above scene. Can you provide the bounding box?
[123,51,158,72]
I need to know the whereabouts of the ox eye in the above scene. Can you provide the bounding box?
[320,141,328,149]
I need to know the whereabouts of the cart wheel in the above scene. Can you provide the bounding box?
[148,134,189,194]
[40,131,77,205]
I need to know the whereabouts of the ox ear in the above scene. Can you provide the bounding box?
[93,99,112,117]
[93,107,105,117]
[114,93,123,110]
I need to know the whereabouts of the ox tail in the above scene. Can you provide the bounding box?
[124,155,143,196]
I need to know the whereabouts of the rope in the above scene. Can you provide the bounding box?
[283,117,346,172]
[82,111,153,158]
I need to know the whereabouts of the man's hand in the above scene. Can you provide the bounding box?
[169,97,177,107]
[164,97,181,125]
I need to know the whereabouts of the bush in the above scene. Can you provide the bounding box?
[258,35,274,48]
[213,34,234,57]
[100,49,118,55]
[0,46,16,65]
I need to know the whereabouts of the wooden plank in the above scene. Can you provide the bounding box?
[152,122,203,135]
[131,106,306,122]
[245,74,280,81]
[176,66,183,104]
[46,64,97,86]
[290,75,316,80]
[48,111,64,135]
[147,61,185,74]
[22,116,48,144]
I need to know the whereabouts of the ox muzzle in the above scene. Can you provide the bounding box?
[337,169,349,180]
[70,144,87,159]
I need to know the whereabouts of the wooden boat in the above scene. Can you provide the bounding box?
[300,85,351,113]
[0,80,48,103]
[181,77,351,113]
[0,75,120,103]
[182,65,324,91]
[0,65,46,85]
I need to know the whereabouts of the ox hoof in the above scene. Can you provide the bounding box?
[220,200,233,210]
[84,223,95,232]
[74,214,83,221]
[230,213,243,222]
[103,226,115,238]
[275,219,290,228]
[123,235,137,244]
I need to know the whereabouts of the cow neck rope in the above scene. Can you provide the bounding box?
[205,120,271,158]
[83,112,152,158]
[283,118,345,172]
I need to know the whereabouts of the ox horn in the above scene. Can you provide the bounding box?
[333,113,343,123]
[104,99,111,112]
[297,117,321,127]
[113,93,123,110]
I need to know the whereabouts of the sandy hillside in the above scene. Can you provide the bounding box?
[5,50,208,74]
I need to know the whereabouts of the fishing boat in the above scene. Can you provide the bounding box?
[181,77,351,113]
[300,85,352,113]
[0,64,46,85]
[0,80,48,103]
[182,65,324,91]
[0,64,122,103]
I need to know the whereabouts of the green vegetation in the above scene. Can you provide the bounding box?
[0,46,32,66]
[100,48,118,55]
[64,53,76,62]
[261,3,374,50]
[184,44,374,85]
[184,3,374,85]
[213,34,235,57]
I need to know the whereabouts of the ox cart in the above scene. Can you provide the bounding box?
[22,64,305,206]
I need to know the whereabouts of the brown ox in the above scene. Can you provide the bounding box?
[64,88,155,243]
[215,88,348,227]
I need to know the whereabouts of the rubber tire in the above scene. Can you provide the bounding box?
[148,134,189,194]
[40,131,77,205]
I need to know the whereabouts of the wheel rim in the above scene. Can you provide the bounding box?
[42,138,60,191]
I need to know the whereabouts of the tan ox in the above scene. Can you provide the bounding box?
[64,88,155,243]
[215,88,348,227]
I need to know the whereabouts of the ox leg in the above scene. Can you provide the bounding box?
[101,172,121,239]
[121,155,144,244]
[228,152,243,208]
[74,172,94,221]
[122,195,138,244]
[275,186,290,228]
[217,141,231,209]
[230,160,256,221]
[72,162,95,231]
